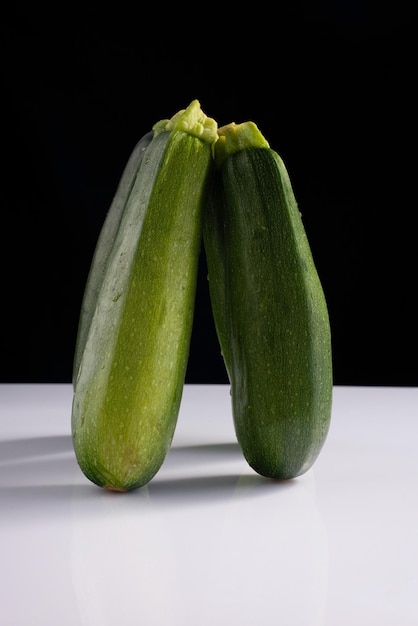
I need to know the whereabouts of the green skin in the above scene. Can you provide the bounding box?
[73,131,153,385]
[72,127,213,491]
[204,144,332,479]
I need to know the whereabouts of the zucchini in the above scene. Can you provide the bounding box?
[203,121,332,479]
[73,130,153,385]
[71,100,218,491]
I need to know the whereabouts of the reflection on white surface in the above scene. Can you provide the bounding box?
[71,486,181,625]
[69,443,327,626]
[204,473,328,626]
[1,384,418,626]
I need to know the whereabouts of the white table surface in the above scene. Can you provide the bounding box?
[1,384,417,626]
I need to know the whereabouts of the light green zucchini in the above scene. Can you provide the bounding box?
[203,121,333,479]
[72,100,218,491]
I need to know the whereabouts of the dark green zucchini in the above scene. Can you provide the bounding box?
[203,121,333,479]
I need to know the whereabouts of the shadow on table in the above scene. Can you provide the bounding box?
[0,433,299,520]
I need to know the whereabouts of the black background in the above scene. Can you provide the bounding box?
[1,3,416,386]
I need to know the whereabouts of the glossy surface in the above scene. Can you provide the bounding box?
[1,384,417,625]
